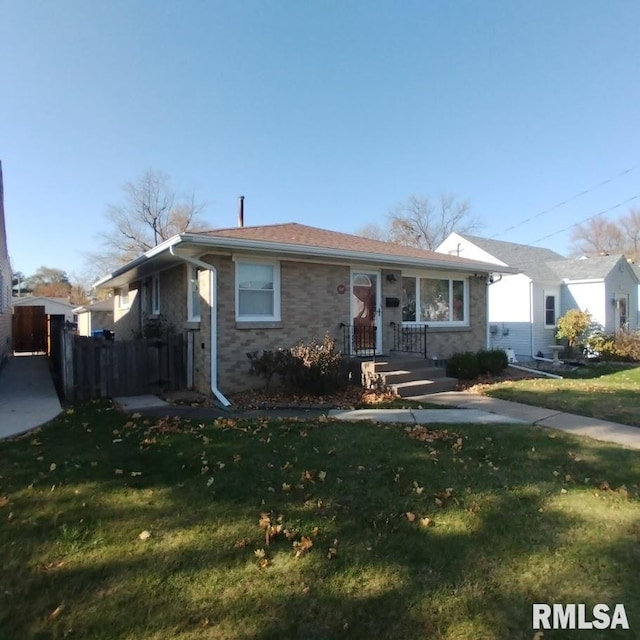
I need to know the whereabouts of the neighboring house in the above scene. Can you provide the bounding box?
[436,233,639,361]
[12,296,76,322]
[73,298,115,337]
[0,161,11,364]
[95,222,513,400]
[12,295,76,354]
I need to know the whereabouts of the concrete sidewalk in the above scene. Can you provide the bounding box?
[110,390,640,452]
[417,391,640,450]
[0,356,62,439]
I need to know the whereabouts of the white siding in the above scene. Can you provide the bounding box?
[563,282,606,329]
[604,259,639,331]
[489,274,532,322]
[436,233,508,266]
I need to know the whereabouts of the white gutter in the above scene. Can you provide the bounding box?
[178,233,520,275]
[169,246,231,407]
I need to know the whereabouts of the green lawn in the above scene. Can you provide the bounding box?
[482,365,640,426]
[2,403,640,639]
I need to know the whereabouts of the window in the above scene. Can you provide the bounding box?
[118,285,130,309]
[151,274,160,315]
[187,266,201,321]
[236,261,280,321]
[402,275,467,324]
[544,295,556,327]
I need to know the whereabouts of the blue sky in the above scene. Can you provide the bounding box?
[2,0,639,281]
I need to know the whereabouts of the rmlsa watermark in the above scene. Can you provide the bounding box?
[533,603,629,630]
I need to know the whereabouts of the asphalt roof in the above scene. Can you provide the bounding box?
[196,223,501,268]
[458,233,566,281]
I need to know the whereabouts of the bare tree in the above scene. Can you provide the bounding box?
[87,169,209,275]
[358,193,480,250]
[570,215,627,259]
[620,208,640,262]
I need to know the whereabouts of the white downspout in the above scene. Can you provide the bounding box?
[529,279,534,359]
[169,246,231,407]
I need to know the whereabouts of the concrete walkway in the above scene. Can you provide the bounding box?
[2,365,637,451]
[416,391,640,450]
[0,355,62,439]
[115,391,640,450]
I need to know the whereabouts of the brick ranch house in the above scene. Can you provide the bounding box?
[95,222,513,404]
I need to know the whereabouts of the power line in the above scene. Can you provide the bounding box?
[529,194,640,245]
[490,161,640,239]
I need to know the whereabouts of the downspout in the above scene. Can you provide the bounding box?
[529,280,534,359]
[169,246,231,407]
[486,274,501,349]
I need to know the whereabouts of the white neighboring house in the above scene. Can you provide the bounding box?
[437,233,639,361]
[12,296,76,322]
[73,298,115,337]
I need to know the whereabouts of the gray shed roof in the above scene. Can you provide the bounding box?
[549,255,631,281]
[458,234,566,281]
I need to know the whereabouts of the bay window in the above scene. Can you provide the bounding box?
[402,275,468,324]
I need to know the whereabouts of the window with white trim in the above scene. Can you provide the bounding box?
[544,295,556,327]
[187,266,201,322]
[236,260,280,321]
[151,273,160,315]
[402,275,468,324]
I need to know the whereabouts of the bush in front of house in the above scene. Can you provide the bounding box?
[446,348,508,380]
[247,334,347,395]
[556,309,592,354]
[446,351,479,380]
[585,330,640,362]
[477,349,509,375]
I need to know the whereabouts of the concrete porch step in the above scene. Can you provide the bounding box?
[381,367,449,385]
[391,377,458,397]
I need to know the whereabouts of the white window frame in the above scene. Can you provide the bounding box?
[118,285,130,309]
[544,294,557,328]
[401,272,469,327]
[234,258,281,322]
[151,273,160,315]
[187,266,202,322]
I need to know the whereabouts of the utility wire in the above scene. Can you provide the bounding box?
[490,161,640,239]
[529,194,640,245]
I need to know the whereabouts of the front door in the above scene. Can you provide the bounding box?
[615,294,629,330]
[350,270,382,355]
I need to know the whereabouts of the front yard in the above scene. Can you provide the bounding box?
[1,403,640,639]
[478,364,640,426]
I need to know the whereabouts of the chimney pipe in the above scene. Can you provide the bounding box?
[238,195,245,228]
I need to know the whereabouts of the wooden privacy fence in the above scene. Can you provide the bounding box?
[62,331,187,402]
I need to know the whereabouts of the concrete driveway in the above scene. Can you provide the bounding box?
[0,355,62,439]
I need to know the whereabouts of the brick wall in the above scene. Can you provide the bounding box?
[111,256,488,396]
[193,256,352,394]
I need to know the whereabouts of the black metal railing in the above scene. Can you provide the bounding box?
[340,323,378,358]
[390,322,428,358]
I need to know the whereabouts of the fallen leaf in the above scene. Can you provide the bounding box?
[282,483,292,492]
[293,536,313,558]
[420,517,433,528]
[49,463,57,472]
[138,530,152,540]
[114,469,124,475]
[130,471,142,477]
[0,497,9,508]
[318,470,327,482]
[405,512,416,522]
[48,604,65,620]
[254,548,266,559]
